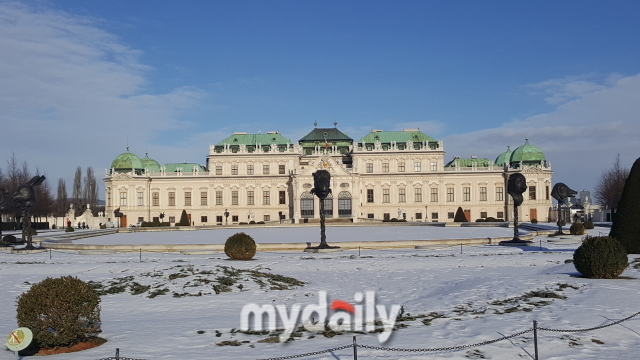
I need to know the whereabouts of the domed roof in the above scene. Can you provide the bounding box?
[140,153,161,172]
[111,147,143,170]
[495,146,512,166]
[510,139,546,163]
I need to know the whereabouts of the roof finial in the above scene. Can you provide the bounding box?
[314,121,317,127]
[126,146,129,151]
[507,145,510,150]
[333,121,337,127]
[525,138,529,143]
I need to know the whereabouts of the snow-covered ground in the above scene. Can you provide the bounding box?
[1,226,639,360]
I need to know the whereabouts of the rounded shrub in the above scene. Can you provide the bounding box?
[531,219,538,224]
[570,222,586,235]
[65,226,75,232]
[390,218,398,222]
[573,236,628,278]
[610,157,640,254]
[16,276,102,348]
[485,217,497,222]
[224,232,257,260]
[584,221,595,229]
[475,218,485,222]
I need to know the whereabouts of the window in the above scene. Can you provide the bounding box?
[414,162,422,172]
[463,187,471,201]
[480,212,487,218]
[247,191,254,205]
[279,165,285,174]
[480,187,487,201]
[415,187,422,202]
[120,192,127,206]
[138,216,144,223]
[216,215,223,224]
[497,211,504,219]
[382,163,389,173]
[430,188,438,202]
[201,216,208,223]
[416,213,422,220]
[107,191,111,207]
[200,191,207,206]
[529,186,537,200]
[546,185,550,200]
[136,192,143,206]
[279,190,286,205]
[496,187,504,201]
[430,162,437,171]
[152,192,159,206]
[448,212,455,219]
[398,188,406,203]
[263,190,270,205]
[231,165,238,175]
[264,215,270,222]
[398,162,405,172]
[232,215,239,222]
[367,213,374,219]
[216,191,222,205]
[367,189,374,203]
[215,165,222,175]
[383,189,390,203]
[184,192,192,206]
[447,188,454,202]
[232,191,238,205]
[152,216,159,222]
[169,216,176,223]
[168,192,175,206]
[263,164,270,175]
[383,213,390,221]
[431,212,439,220]
[247,165,254,175]
[366,163,373,173]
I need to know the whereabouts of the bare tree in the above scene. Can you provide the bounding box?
[56,178,69,217]
[32,170,54,222]
[595,154,630,213]
[83,167,99,213]
[72,166,83,216]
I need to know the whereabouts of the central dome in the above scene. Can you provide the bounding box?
[111,147,143,171]
[510,139,546,164]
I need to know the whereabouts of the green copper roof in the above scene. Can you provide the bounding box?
[164,163,206,172]
[140,153,161,172]
[111,148,143,170]
[445,157,491,168]
[299,128,353,143]
[510,139,546,163]
[215,132,292,146]
[359,130,437,144]
[494,146,513,166]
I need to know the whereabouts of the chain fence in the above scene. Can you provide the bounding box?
[255,310,640,360]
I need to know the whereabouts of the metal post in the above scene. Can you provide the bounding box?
[115,348,120,360]
[139,248,142,262]
[533,320,538,360]
[49,249,52,260]
[539,239,542,251]
[353,335,357,360]
[460,243,462,254]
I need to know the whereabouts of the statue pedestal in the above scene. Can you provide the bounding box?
[304,247,342,253]
[498,239,534,247]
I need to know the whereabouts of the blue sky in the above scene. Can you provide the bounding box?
[1,0,640,199]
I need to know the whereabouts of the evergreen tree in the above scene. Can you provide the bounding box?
[177,209,190,226]
[609,157,640,254]
[454,206,467,222]
[83,167,98,213]
[72,166,83,216]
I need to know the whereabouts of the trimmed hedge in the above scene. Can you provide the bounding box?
[16,276,101,348]
[573,236,628,278]
[570,222,586,235]
[610,157,640,254]
[176,210,191,226]
[454,207,466,222]
[65,226,75,232]
[584,221,595,230]
[224,232,257,260]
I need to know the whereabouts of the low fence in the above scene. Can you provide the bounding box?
[256,310,640,360]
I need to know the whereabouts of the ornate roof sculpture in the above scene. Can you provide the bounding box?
[213,131,292,154]
[358,129,439,151]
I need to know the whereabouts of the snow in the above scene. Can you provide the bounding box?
[1,225,639,360]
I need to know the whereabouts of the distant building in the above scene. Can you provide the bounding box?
[104,127,553,226]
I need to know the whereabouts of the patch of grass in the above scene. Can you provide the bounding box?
[129,282,150,295]
[257,336,280,343]
[591,338,604,344]
[523,290,566,300]
[212,284,232,294]
[168,273,189,280]
[148,287,169,298]
[216,340,243,346]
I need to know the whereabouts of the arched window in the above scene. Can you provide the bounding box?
[338,191,352,218]
[301,192,314,218]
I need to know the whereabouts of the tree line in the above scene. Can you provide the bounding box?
[0,153,101,221]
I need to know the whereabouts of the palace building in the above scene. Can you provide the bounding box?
[104,126,552,226]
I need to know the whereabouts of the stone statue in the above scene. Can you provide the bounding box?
[248,210,254,222]
[398,207,403,219]
[551,183,577,235]
[12,175,46,249]
[306,170,339,251]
